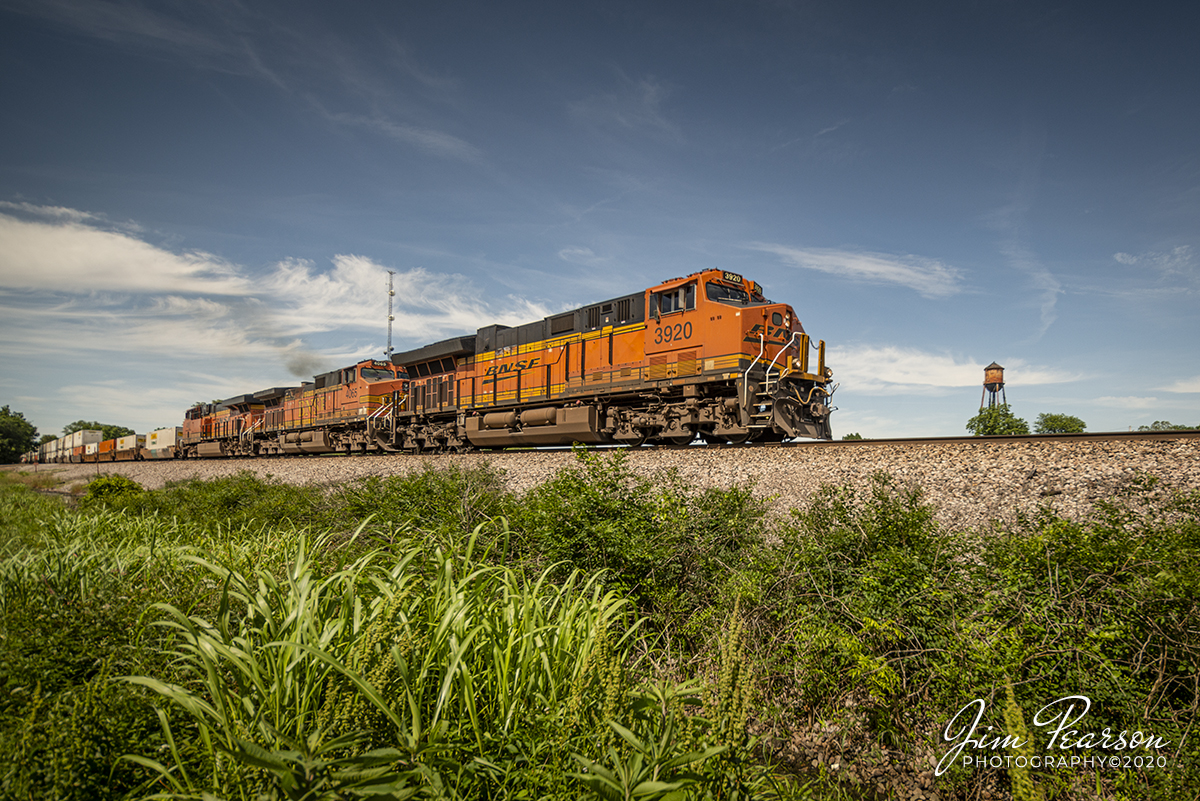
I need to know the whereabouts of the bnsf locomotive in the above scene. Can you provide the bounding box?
[31,268,834,462]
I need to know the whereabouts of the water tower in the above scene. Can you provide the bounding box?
[981,362,1006,407]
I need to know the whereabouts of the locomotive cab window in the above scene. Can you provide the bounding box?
[360,367,395,382]
[653,283,695,316]
[706,282,749,306]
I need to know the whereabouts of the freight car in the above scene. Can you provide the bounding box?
[19,268,835,463]
[175,268,834,457]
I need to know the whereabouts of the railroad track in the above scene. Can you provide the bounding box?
[758,429,1200,448]
[14,429,1199,470]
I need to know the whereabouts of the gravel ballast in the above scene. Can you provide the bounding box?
[15,436,1200,531]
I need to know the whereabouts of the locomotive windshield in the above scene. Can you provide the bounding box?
[360,367,396,382]
[706,282,749,305]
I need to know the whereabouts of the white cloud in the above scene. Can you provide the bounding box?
[0,206,552,380]
[1157,376,1200,393]
[557,247,609,267]
[1113,246,1195,280]
[260,255,553,341]
[1093,396,1160,409]
[0,210,251,295]
[0,201,108,225]
[827,345,1083,395]
[751,244,963,298]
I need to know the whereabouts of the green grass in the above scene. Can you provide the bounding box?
[0,456,1197,799]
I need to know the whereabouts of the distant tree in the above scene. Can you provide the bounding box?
[39,434,58,444]
[1035,413,1087,434]
[62,420,136,441]
[0,405,39,463]
[966,404,1030,436]
[842,432,864,440]
[1137,420,1198,431]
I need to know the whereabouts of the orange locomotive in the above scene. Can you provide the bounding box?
[178,268,834,457]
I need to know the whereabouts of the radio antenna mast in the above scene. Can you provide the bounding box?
[386,270,396,359]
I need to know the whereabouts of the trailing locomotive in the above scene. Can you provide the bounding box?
[30,268,835,461]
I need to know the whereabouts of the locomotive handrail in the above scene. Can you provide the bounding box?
[743,333,765,409]
[765,331,802,387]
[240,419,261,440]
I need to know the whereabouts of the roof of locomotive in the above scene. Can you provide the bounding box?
[390,335,477,368]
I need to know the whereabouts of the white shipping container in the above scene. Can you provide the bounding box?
[67,431,80,448]
[116,435,146,451]
[79,430,103,446]
[85,443,99,455]
[148,427,182,449]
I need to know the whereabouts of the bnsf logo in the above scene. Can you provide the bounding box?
[744,323,791,343]
[485,357,540,376]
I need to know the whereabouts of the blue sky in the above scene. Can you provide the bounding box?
[1,0,1197,439]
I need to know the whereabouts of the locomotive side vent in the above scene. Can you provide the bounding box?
[678,350,698,376]
[550,313,574,335]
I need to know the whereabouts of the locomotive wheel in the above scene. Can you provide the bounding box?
[723,432,751,445]
[621,437,647,448]
[664,433,696,447]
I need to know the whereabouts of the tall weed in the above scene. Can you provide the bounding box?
[127,526,660,799]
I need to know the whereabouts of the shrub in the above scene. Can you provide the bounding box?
[506,448,767,630]
[85,471,327,531]
[79,474,143,507]
[329,463,508,542]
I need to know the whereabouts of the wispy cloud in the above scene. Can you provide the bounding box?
[0,0,257,75]
[1113,246,1196,289]
[557,247,609,267]
[2,0,224,48]
[770,118,850,153]
[982,123,1061,337]
[323,112,481,161]
[2,1,478,161]
[751,244,963,298]
[1093,396,1160,409]
[1157,375,1200,393]
[569,74,682,142]
[827,345,1083,395]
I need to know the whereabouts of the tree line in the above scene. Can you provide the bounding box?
[964,406,1198,436]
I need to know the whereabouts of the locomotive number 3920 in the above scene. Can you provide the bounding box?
[654,321,693,344]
